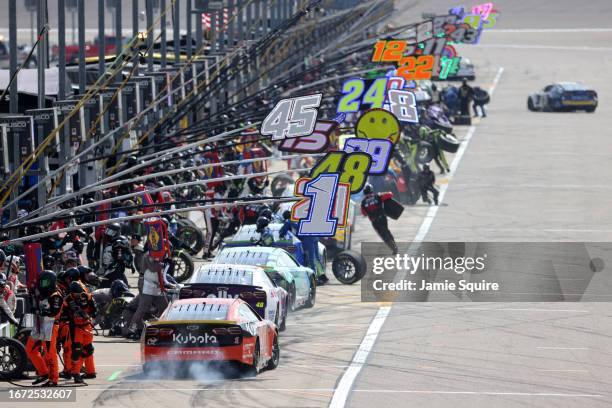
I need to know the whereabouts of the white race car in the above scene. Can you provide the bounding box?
[179,264,289,331]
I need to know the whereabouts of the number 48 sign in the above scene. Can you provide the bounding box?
[261,94,323,141]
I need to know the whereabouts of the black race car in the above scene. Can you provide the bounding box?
[527,82,597,113]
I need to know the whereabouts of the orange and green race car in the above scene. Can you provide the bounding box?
[141,298,279,375]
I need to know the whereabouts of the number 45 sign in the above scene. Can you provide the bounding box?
[291,174,351,237]
[261,94,323,141]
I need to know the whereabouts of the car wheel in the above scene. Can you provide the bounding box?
[332,250,367,284]
[279,305,287,331]
[266,335,280,370]
[176,224,205,255]
[171,251,194,283]
[416,142,434,164]
[289,285,297,312]
[251,339,260,374]
[586,107,596,113]
[0,338,27,379]
[438,133,460,153]
[305,274,316,308]
[431,119,453,134]
[527,97,536,112]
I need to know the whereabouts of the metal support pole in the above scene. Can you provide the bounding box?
[210,5,217,52]
[7,0,18,225]
[161,0,167,69]
[37,0,47,209]
[78,0,85,93]
[59,0,66,100]
[195,0,203,53]
[146,0,154,71]
[174,0,181,65]
[116,0,123,58]
[217,7,224,53]
[261,0,268,35]
[186,0,192,59]
[8,1,17,114]
[236,0,243,43]
[98,0,105,76]
[227,0,235,48]
[133,0,139,38]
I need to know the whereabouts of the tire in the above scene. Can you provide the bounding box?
[527,97,536,112]
[586,107,596,113]
[266,335,280,370]
[172,251,194,283]
[176,224,205,255]
[279,306,287,331]
[305,274,317,308]
[0,337,28,379]
[416,142,434,164]
[288,285,297,312]
[438,133,460,153]
[431,119,453,134]
[249,339,260,375]
[332,250,367,284]
[271,174,294,197]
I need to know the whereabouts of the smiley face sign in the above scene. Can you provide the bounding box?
[355,109,401,144]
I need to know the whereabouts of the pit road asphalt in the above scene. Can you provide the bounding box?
[3,1,612,407]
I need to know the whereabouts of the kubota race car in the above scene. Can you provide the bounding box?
[180,263,288,330]
[213,246,316,311]
[141,298,279,375]
[528,82,597,113]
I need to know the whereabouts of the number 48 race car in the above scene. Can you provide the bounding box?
[528,82,597,112]
[141,298,279,376]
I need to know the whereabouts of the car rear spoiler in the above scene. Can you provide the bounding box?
[179,283,267,319]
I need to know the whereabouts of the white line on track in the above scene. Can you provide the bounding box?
[82,388,604,397]
[328,67,506,408]
[537,347,590,350]
[477,44,612,52]
[488,28,612,33]
[456,307,589,312]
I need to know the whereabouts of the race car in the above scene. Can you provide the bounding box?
[213,246,316,311]
[141,298,279,375]
[528,82,597,112]
[223,223,328,276]
[180,264,288,330]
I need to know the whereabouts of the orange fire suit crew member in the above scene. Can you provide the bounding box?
[62,281,98,383]
[56,270,73,378]
[26,270,63,387]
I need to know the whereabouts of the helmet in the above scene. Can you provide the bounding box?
[259,207,272,220]
[38,270,57,296]
[112,236,130,250]
[105,222,122,238]
[68,281,84,294]
[64,250,79,263]
[126,155,138,167]
[65,267,81,283]
[282,210,292,221]
[256,216,270,231]
[418,126,429,138]
[110,280,129,299]
[77,265,93,280]
[363,183,373,195]
[56,270,67,287]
